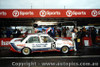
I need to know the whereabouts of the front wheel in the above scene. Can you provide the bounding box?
[61,46,69,54]
[21,47,31,55]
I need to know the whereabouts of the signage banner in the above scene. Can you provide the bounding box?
[0,38,12,47]
[0,9,100,18]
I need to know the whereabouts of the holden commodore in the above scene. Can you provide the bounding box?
[10,33,74,55]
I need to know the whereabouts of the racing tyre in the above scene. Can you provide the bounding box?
[22,47,31,55]
[61,46,69,54]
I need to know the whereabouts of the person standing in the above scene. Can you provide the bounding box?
[48,30,53,37]
[57,29,61,37]
[66,27,70,37]
[16,29,21,37]
[13,29,17,38]
[6,29,12,38]
[82,27,87,37]
[0,29,3,38]
[91,27,97,44]
[62,27,66,37]
[78,29,83,45]
[72,28,80,51]
[98,29,100,35]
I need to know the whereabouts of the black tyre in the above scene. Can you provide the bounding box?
[21,47,31,55]
[61,46,69,54]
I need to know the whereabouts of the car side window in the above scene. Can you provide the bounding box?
[41,36,54,43]
[27,36,40,43]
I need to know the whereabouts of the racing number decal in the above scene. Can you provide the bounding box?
[51,43,56,49]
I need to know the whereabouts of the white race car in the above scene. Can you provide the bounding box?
[10,33,74,55]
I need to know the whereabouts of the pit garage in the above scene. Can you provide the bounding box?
[0,9,100,47]
[0,17,100,26]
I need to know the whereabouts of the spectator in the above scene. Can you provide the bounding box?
[77,29,83,46]
[16,29,21,37]
[91,27,97,44]
[57,29,61,37]
[13,29,17,38]
[62,27,66,37]
[66,27,70,37]
[0,28,5,38]
[6,29,12,38]
[0,29,3,38]
[48,30,53,37]
[54,26,56,37]
[82,26,87,37]
[72,28,80,51]
[86,29,90,37]
[98,29,100,35]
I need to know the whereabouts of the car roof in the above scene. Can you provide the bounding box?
[27,33,49,36]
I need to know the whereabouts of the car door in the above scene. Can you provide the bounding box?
[26,36,42,51]
[40,35,56,50]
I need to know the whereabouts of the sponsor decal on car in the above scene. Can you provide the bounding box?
[32,44,47,47]
[17,44,26,46]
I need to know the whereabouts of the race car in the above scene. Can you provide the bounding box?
[10,33,74,55]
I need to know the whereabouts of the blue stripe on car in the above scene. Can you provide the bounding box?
[10,43,21,52]
[32,48,50,51]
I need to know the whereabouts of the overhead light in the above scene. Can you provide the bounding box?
[35,21,58,25]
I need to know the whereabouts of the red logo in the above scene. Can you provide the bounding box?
[66,10,73,17]
[12,10,19,17]
[66,10,86,17]
[39,10,46,17]
[91,10,98,17]
[39,10,61,17]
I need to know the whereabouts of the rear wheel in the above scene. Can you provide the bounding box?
[61,46,69,53]
[22,47,31,55]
